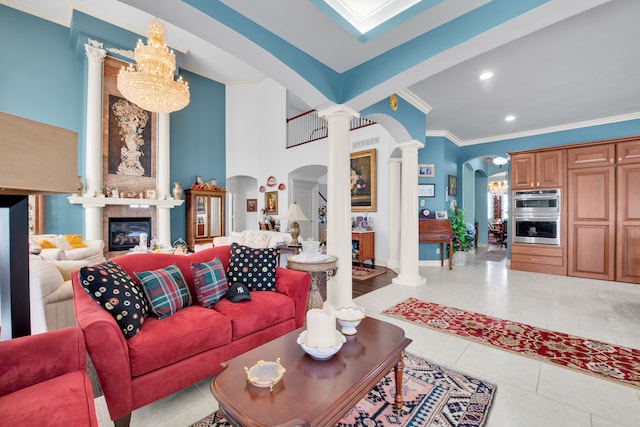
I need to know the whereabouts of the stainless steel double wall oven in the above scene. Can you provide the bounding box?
[512,189,561,245]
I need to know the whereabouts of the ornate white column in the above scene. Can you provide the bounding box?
[392,140,426,287]
[387,157,401,271]
[318,104,359,310]
[83,40,106,241]
[157,113,171,200]
[156,113,172,246]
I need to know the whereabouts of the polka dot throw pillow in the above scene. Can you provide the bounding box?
[80,261,149,338]
[228,243,279,291]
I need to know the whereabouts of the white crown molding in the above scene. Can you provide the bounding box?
[427,112,640,147]
[426,130,464,146]
[397,88,432,115]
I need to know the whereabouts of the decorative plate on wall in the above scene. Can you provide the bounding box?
[267,176,277,187]
[259,186,266,193]
[278,183,286,190]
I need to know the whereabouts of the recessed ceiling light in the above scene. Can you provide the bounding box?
[505,115,516,122]
[479,71,493,80]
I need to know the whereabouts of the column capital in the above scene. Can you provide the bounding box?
[317,104,359,121]
[395,139,424,152]
[84,39,106,62]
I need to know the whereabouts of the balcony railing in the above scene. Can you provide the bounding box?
[286,110,375,148]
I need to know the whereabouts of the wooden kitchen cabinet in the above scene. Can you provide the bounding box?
[567,166,616,280]
[185,188,226,251]
[352,231,374,266]
[510,244,566,276]
[566,137,640,283]
[510,150,564,189]
[616,162,640,283]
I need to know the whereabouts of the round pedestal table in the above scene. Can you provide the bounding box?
[286,255,338,311]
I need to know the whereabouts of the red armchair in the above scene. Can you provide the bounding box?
[0,327,98,426]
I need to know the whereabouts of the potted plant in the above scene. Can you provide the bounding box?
[449,207,474,265]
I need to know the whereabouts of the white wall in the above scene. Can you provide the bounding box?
[226,78,397,265]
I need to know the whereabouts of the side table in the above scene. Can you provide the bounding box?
[286,255,338,311]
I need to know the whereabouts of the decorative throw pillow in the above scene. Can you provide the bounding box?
[135,264,192,319]
[228,243,279,291]
[79,261,149,338]
[190,257,228,308]
[50,235,72,251]
[34,238,56,249]
[64,234,88,248]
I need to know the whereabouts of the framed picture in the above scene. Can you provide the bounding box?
[107,95,153,177]
[350,148,377,212]
[418,164,435,178]
[436,210,448,219]
[107,186,119,198]
[418,183,435,198]
[246,198,257,212]
[448,175,458,197]
[145,188,156,199]
[265,191,278,215]
[195,175,203,185]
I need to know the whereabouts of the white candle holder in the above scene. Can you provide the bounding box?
[297,330,345,360]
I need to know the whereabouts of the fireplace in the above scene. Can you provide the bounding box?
[108,217,151,252]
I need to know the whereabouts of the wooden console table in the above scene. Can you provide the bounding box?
[352,231,374,266]
[419,219,453,270]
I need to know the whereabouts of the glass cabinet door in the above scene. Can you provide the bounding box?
[196,196,208,237]
[209,196,222,236]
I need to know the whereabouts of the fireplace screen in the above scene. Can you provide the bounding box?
[108,217,151,252]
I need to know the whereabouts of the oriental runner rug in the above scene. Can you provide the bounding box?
[191,353,496,427]
[352,266,386,280]
[383,298,640,389]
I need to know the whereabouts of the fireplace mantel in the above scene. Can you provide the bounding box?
[68,195,184,208]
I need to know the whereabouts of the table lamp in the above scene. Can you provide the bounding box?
[281,203,308,246]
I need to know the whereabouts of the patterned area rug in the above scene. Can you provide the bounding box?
[191,353,496,427]
[352,266,386,280]
[383,298,640,389]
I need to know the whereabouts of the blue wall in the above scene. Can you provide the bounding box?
[0,6,226,241]
[169,71,226,241]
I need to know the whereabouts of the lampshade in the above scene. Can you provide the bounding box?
[281,203,308,246]
[281,203,309,222]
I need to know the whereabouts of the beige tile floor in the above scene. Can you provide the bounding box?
[95,249,640,426]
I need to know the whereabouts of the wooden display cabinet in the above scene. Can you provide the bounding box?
[185,188,226,251]
[352,231,374,266]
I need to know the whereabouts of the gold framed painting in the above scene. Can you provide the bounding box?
[265,191,278,215]
[350,148,377,212]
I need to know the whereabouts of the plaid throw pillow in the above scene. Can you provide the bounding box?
[190,257,228,307]
[79,261,149,338]
[135,264,192,319]
[228,243,279,291]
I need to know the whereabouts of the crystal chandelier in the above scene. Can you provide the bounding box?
[117,19,189,113]
[488,181,507,196]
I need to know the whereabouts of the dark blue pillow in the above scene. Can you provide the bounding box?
[228,243,279,291]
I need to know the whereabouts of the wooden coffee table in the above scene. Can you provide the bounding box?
[210,317,412,426]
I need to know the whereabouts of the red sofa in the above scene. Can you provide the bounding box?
[0,327,98,426]
[71,246,310,425]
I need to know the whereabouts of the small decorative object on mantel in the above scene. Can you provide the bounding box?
[266,176,277,187]
[76,176,84,196]
[172,182,183,200]
[145,188,156,199]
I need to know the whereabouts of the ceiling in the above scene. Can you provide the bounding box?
[4,0,639,145]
